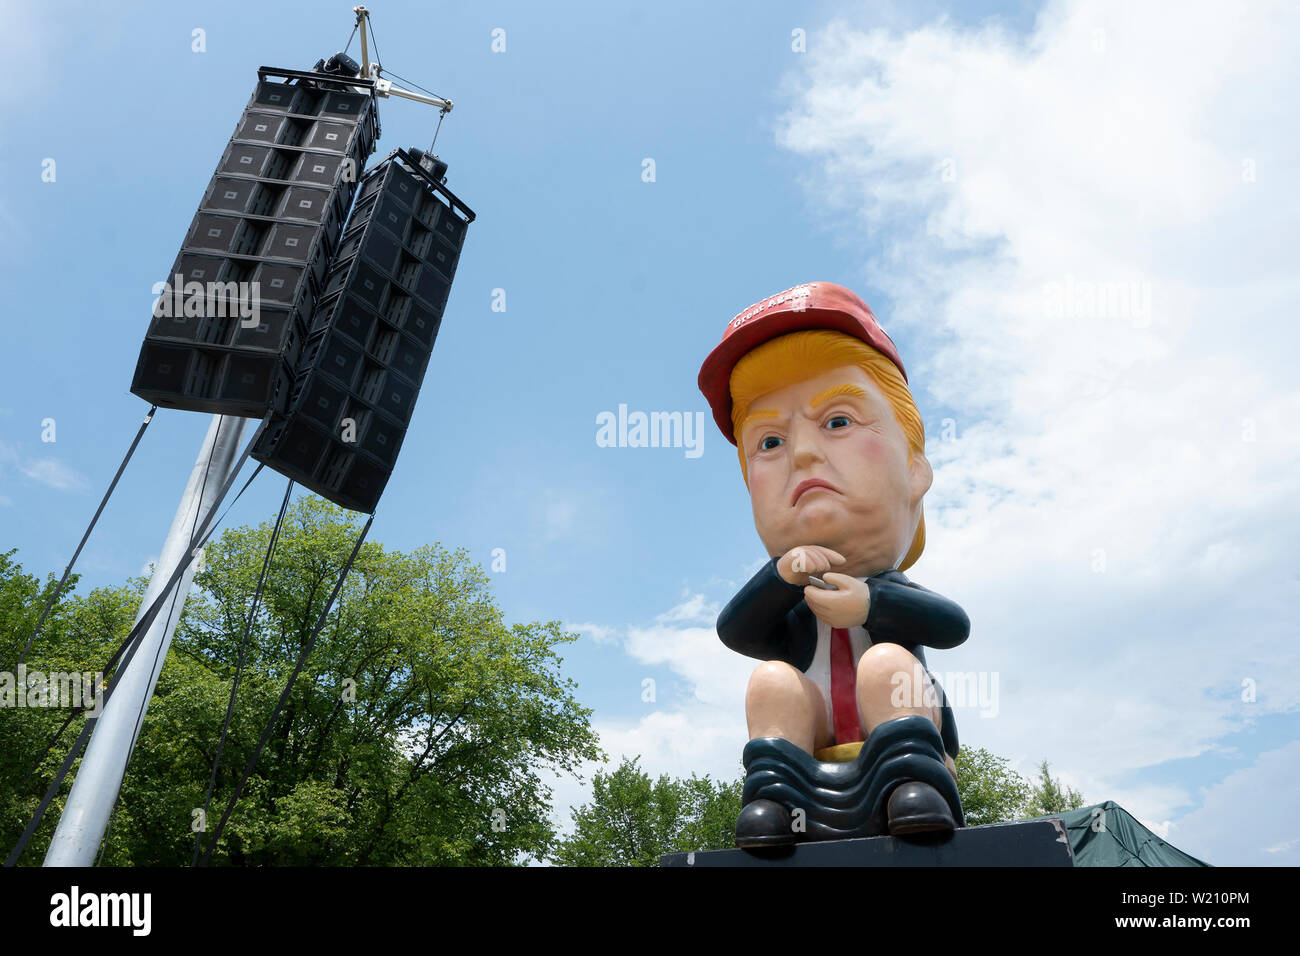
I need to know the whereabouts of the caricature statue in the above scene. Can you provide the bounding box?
[698,282,968,847]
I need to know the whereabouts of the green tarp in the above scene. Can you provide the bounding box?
[1018,800,1210,867]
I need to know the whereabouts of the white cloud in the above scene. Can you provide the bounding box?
[765,0,1300,848]
[1162,741,1300,866]
[0,0,48,109]
[535,701,748,844]
[567,621,619,646]
[540,610,755,842]
[19,458,90,493]
[593,705,748,784]
[544,2,1300,858]
[624,621,751,710]
[653,591,719,626]
[0,440,91,495]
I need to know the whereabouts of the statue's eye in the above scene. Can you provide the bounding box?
[827,415,851,430]
[760,436,783,451]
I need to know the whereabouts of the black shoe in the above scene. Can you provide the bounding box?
[886,781,956,836]
[735,799,797,848]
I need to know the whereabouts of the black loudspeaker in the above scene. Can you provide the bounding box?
[252,148,475,513]
[130,65,381,417]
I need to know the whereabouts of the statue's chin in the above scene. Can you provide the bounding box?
[798,537,907,578]
[759,505,910,574]
[788,501,846,538]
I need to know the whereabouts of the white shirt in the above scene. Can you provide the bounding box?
[804,576,874,740]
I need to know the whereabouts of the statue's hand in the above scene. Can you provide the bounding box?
[803,573,871,628]
[777,546,845,586]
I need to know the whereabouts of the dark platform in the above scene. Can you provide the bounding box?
[660,818,1073,867]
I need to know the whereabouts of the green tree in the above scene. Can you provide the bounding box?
[1023,759,1085,817]
[551,742,1087,865]
[954,745,1034,826]
[554,756,742,866]
[1,498,602,865]
[0,547,113,858]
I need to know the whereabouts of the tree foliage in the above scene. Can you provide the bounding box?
[553,744,1087,864]
[957,749,1086,823]
[1022,759,1085,817]
[2,507,1091,866]
[554,757,742,866]
[1,499,601,865]
[954,745,1034,827]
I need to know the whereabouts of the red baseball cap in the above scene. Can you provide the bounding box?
[698,281,906,444]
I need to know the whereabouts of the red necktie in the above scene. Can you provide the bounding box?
[830,627,862,745]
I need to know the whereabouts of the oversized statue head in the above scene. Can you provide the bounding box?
[698,282,930,578]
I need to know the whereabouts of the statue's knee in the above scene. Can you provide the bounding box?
[857,644,936,714]
[857,643,921,689]
[746,660,802,702]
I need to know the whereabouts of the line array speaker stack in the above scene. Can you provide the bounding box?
[251,148,475,513]
[130,65,380,417]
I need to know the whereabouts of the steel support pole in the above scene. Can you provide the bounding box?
[44,414,249,866]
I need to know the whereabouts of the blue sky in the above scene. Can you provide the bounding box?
[2,0,1297,866]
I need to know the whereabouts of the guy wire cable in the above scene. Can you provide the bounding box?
[191,476,295,866]
[13,405,158,669]
[97,418,222,866]
[4,420,266,866]
[9,456,269,800]
[198,511,375,866]
[5,435,255,867]
[367,15,383,71]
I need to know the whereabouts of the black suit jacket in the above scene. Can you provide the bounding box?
[716,558,970,755]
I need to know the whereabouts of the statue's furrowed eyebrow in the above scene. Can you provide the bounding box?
[738,408,780,437]
[809,384,868,408]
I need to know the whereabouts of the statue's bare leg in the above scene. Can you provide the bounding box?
[745,660,832,755]
[856,643,958,780]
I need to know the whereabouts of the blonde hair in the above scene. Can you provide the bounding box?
[729,329,927,570]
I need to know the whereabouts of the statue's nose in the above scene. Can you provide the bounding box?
[788,417,825,469]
